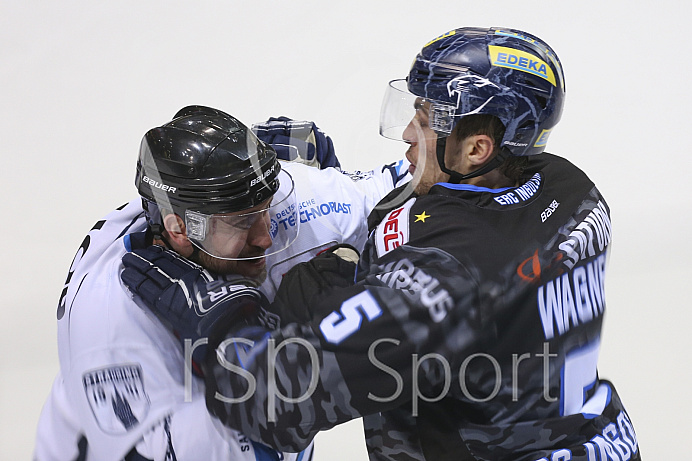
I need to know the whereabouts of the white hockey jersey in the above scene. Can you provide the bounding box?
[34,160,409,460]
[260,161,409,301]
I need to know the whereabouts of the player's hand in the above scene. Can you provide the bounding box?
[252,117,340,169]
[121,246,268,366]
[273,244,359,324]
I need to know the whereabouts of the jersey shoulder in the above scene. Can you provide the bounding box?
[370,153,603,268]
[53,201,193,459]
[265,164,370,300]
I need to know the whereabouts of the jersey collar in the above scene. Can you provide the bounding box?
[434,182,514,193]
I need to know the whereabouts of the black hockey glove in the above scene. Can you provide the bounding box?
[273,244,359,324]
[121,246,268,371]
[252,116,340,169]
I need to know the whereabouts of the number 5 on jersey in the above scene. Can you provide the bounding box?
[320,291,382,344]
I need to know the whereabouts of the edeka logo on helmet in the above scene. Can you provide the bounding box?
[488,45,557,87]
[494,28,565,91]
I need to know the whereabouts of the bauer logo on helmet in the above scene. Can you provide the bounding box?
[250,164,275,188]
[142,175,177,194]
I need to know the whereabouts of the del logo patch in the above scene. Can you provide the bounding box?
[375,198,415,256]
[83,364,150,434]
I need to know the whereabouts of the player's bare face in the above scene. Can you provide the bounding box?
[402,99,449,194]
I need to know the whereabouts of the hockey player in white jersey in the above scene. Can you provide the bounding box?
[34,105,409,460]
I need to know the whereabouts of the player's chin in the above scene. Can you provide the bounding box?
[203,255,266,282]
[236,258,268,282]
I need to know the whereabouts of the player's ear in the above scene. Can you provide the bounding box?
[465,134,495,167]
[162,213,192,251]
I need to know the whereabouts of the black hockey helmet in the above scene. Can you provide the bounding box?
[136,105,299,260]
[137,105,280,215]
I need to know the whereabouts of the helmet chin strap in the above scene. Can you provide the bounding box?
[150,223,176,251]
[435,137,509,184]
[151,222,204,264]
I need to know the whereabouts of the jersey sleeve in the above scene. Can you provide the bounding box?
[262,163,374,301]
[125,396,314,461]
[263,161,411,302]
[43,197,324,459]
[338,159,411,212]
[205,156,640,459]
[34,373,86,461]
[204,241,479,452]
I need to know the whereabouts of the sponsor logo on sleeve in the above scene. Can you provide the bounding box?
[83,364,150,434]
[375,198,416,256]
[272,198,353,232]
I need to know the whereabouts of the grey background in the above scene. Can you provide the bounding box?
[2,1,689,458]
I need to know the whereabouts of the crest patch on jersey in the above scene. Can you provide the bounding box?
[82,364,150,434]
[375,198,415,257]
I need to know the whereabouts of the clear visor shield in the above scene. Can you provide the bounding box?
[185,169,299,261]
[379,79,456,141]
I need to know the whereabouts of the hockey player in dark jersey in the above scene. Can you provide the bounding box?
[122,27,640,460]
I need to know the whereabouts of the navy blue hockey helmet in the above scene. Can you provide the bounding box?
[381,27,565,158]
[136,105,299,260]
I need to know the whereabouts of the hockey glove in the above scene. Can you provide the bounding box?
[121,246,268,369]
[273,244,359,324]
[252,116,340,169]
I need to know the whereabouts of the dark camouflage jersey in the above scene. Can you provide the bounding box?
[205,153,640,460]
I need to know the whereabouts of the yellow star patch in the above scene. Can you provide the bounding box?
[414,211,430,223]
